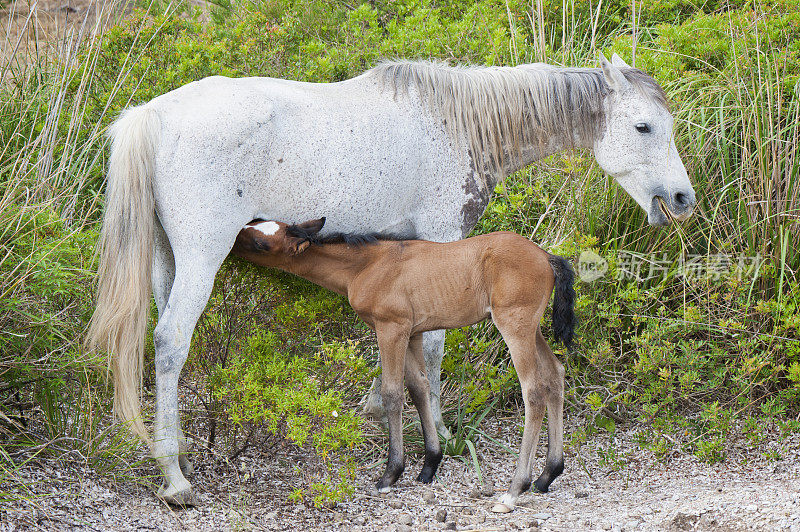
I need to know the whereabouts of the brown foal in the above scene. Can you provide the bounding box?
[231,217,576,513]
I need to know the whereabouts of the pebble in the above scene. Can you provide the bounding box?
[481,481,495,497]
[575,491,589,498]
[398,513,412,525]
[394,525,412,532]
[389,500,403,510]
[436,509,448,522]
[423,491,436,504]
[353,516,366,526]
[462,507,475,515]
[469,488,482,499]
[531,513,552,520]
[444,522,456,531]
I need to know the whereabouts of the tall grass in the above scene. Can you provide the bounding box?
[0,0,168,495]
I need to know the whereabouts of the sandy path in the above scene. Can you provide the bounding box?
[4,416,799,531]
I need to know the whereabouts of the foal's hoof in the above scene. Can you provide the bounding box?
[491,494,516,513]
[157,484,197,507]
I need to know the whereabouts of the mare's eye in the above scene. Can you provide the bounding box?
[635,122,651,134]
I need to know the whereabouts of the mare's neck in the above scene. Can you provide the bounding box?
[279,244,378,296]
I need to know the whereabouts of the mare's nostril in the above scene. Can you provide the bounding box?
[675,192,688,207]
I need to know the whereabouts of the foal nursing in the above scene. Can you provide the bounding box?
[232,218,576,513]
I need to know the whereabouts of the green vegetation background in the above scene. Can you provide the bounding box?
[2,0,799,503]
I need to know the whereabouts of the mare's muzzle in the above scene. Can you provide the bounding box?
[648,188,696,226]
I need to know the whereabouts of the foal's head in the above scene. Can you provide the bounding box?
[233,218,326,260]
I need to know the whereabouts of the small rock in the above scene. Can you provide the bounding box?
[398,513,413,525]
[475,514,486,523]
[528,519,540,528]
[423,491,436,504]
[444,522,457,531]
[575,491,589,498]
[469,488,482,499]
[480,481,495,497]
[395,525,412,532]
[436,508,448,522]
[353,516,366,526]
[531,513,552,521]
[389,500,403,510]
[462,507,475,515]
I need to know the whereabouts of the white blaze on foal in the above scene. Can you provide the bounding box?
[252,221,280,236]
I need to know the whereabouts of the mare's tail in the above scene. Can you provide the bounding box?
[85,105,161,442]
[547,255,577,348]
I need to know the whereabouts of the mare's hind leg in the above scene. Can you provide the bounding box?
[404,334,443,483]
[491,310,548,513]
[533,328,564,493]
[152,218,192,478]
[152,247,226,505]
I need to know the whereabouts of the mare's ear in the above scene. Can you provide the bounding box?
[599,52,631,92]
[295,217,326,235]
[611,53,630,68]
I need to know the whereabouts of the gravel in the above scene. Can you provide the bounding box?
[3,414,799,531]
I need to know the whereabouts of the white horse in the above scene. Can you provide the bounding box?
[87,53,695,504]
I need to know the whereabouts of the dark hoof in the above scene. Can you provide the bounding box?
[533,478,550,493]
[377,464,405,493]
[416,470,435,484]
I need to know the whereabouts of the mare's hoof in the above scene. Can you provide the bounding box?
[158,484,197,507]
[491,502,513,513]
[376,484,391,494]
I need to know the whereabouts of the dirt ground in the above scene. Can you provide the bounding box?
[3,414,799,531]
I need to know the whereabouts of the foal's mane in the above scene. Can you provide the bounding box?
[286,224,415,247]
[372,60,668,176]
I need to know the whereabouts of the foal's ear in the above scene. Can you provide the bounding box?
[599,52,631,92]
[295,217,326,235]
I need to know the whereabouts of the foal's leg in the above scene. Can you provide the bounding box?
[375,322,411,492]
[404,333,443,483]
[364,329,451,439]
[533,328,565,493]
[491,309,547,513]
[152,218,193,478]
[152,251,223,505]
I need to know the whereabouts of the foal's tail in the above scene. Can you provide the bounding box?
[85,105,161,442]
[547,255,576,348]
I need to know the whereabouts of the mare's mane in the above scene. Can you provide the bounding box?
[371,60,668,176]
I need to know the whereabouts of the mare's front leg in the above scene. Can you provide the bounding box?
[375,322,411,492]
[404,333,443,483]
